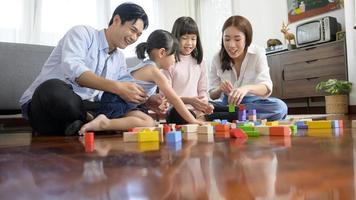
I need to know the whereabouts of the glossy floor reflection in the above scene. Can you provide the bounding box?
[0,116,356,200]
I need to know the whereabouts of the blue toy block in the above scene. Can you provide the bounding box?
[331,120,339,128]
[221,119,228,124]
[213,119,222,123]
[167,141,182,151]
[166,131,182,143]
[238,110,246,121]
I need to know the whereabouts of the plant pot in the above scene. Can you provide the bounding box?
[325,95,349,114]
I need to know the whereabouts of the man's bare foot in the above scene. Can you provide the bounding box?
[79,114,109,135]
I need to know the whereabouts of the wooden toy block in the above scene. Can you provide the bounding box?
[197,125,214,134]
[269,126,291,136]
[85,132,94,153]
[139,142,159,152]
[167,141,182,151]
[138,130,159,142]
[278,119,294,126]
[254,126,270,136]
[338,120,343,128]
[239,104,246,110]
[331,120,339,128]
[247,109,256,116]
[238,126,255,132]
[215,131,230,138]
[238,110,246,121]
[181,124,199,133]
[163,124,171,134]
[221,119,228,124]
[228,104,236,112]
[266,121,279,126]
[175,124,182,131]
[215,124,230,132]
[183,132,198,140]
[248,115,257,121]
[132,127,157,132]
[307,129,333,137]
[289,125,298,134]
[230,128,247,138]
[352,120,356,128]
[198,134,214,142]
[230,123,237,129]
[245,130,260,137]
[123,132,138,142]
[166,131,182,143]
[169,123,176,131]
[307,121,332,129]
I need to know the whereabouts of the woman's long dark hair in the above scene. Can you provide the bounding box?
[220,15,253,71]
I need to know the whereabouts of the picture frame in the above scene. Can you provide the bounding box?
[287,0,343,23]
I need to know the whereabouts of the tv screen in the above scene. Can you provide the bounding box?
[297,21,321,45]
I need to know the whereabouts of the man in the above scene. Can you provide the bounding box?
[20,3,161,136]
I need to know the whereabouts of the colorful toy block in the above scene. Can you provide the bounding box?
[221,119,228,124]
[228,104,236,112]
[215,124,230,132]
[244,130,260,137]
[215,132,230,138]
[352,120,356,128]
[238,110,246,121]
[269,126,291,136]
[85,132,94,153]
[181,124,199,133]
[123,132,138,142]
[197,125,214,134]
[307,120,332,129]
[198,134,214,142]
[139,142,159,152]
[183,132,198,140]
[254,126,270,136]
[230,128,247,138]
[266,121,279,126]
[166,131,182,143]
[138,129,159,142]
[167,141,182,151]
[163,124,171,134]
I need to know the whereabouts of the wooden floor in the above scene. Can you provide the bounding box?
[0,115,356,199]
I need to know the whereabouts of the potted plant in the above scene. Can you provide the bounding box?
[316,79,352,114]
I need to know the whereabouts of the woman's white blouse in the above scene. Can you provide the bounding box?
[208,44,273,98]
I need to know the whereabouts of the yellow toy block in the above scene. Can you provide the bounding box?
[139,142,159,152]
[123,132,138,142]
[307,120,332,129]
[266,121,279,126]
[197,125,214,134]
[132,127,157,132]
[138,129,159,142]
[254,126,270,136]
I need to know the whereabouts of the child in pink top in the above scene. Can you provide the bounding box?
[161,17,213,124]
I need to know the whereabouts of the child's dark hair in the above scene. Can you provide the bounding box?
[109,3,149,30]
[171,17,203,64]
[136,29,179,60]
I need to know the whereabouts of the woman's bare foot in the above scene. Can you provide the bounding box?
[79,114,109,135]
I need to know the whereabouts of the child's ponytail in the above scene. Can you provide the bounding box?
[136,42,148,59]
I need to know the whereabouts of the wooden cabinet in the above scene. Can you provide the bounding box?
[267,40,347,99]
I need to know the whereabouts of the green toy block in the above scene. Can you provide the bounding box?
[228,104,236,112]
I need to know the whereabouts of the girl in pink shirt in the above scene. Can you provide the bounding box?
[161,17,213,124]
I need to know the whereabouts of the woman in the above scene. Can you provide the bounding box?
[208,15,287,121]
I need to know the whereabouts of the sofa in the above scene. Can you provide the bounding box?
[0,41,141,130]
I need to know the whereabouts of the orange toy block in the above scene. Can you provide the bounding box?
[163,124,171,134]
[215,131,230,138]
[230,128,247,138]
[266,121,279,126]
[269,126,291,136]
[215,124,230,132]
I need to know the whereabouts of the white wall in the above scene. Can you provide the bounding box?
[344,0,356,105]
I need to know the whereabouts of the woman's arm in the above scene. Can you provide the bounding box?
[208,55,223,100]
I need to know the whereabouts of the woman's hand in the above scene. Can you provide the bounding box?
[228,86,249,105]
[219,80,233,94]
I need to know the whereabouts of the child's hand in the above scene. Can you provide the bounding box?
[219,80,233,94]
[204,103,214,114]
[189,96,208,112]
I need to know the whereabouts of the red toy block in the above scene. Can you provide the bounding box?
[85,132,94,153]
[163,124,171,135]
[338,120,343,128]
[269,126,291,136]
[239,104,246,111]
[230,128,247,138]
